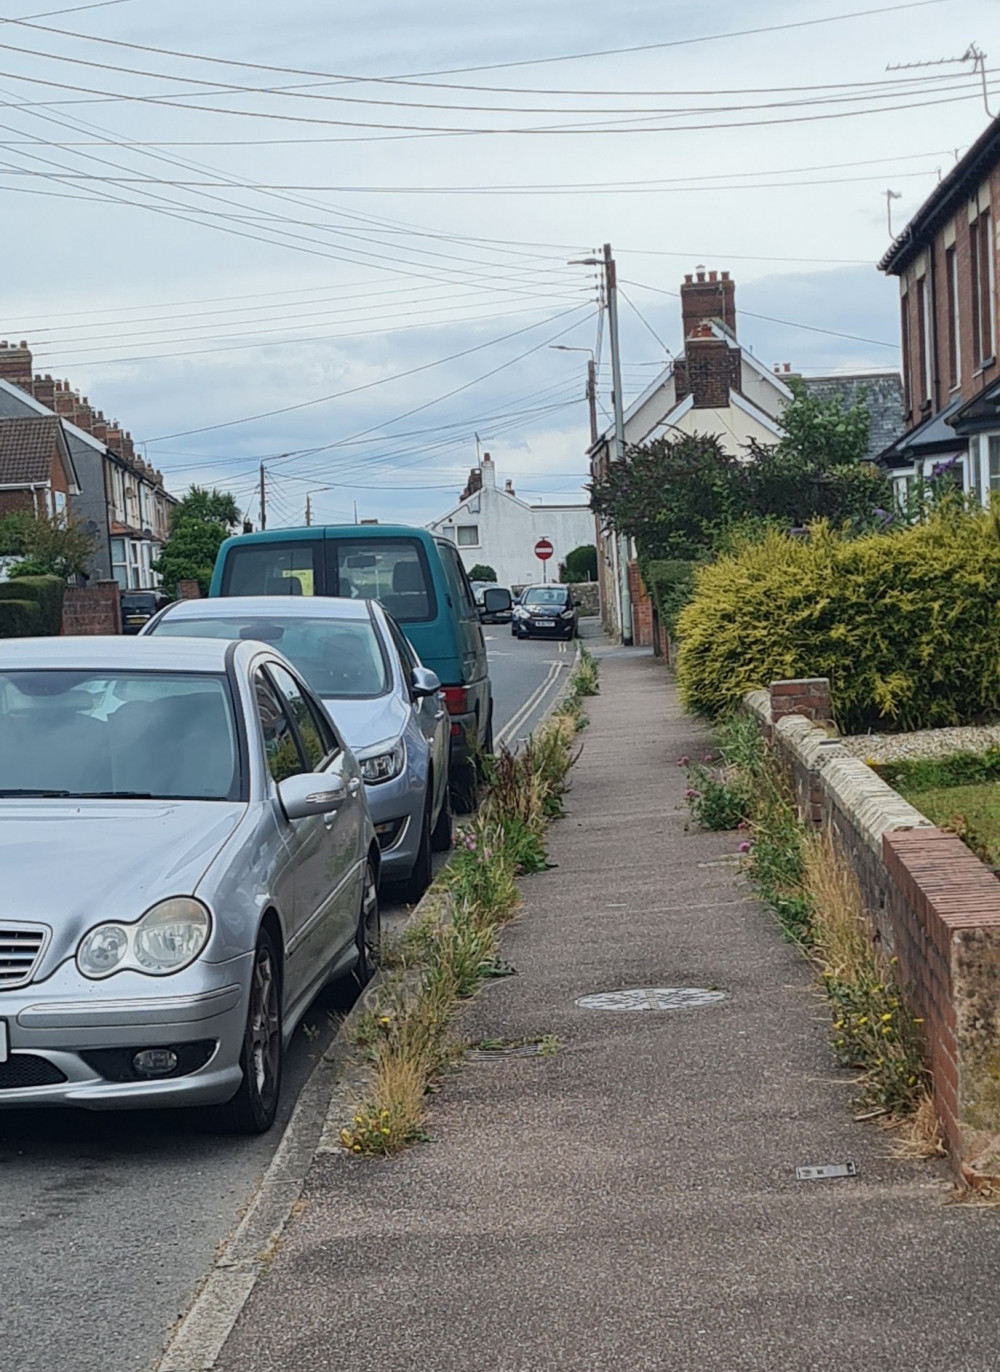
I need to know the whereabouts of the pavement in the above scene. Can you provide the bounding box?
[213,638,1000,1372]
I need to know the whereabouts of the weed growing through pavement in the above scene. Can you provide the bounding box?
[680,713,935,1139]
[339,651,597,1157]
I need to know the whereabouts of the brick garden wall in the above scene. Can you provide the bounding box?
[62,580,120,635]
[747,681,1000,1182]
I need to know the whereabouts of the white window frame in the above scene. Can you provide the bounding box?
[948,244,962,388]
[456,524,480,548]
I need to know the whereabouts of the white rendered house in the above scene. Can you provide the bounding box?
[428,455,594,590]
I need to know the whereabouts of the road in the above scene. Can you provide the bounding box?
[0,621,592,1372]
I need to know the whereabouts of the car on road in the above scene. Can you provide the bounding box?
[0,636,380,1133]
[209,524,511,811]
[471,580,512,625]
[143,595,451,900]
[120,589,172,635]
[511,584,578,640]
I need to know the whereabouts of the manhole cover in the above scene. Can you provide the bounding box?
[575,987,726,1012]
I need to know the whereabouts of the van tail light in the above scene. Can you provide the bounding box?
[441,686,468,716]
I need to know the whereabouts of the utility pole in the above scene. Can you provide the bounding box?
[604,242,633,645]
[586,357,598,446]
[305,493,312,527]
[353,500,358,525]
[259,462,267,531]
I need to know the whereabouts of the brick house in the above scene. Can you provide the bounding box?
[878,112,1000,499]
[0,413,80,519]
[0,341,174,587]
[590,272,902,642]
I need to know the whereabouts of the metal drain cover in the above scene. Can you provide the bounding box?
[575,987,726,1012]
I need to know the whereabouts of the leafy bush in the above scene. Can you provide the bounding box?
[0,598,41,638]
[676,507,1000,733]
[0,575,65,635]
[467,563,497,582]
[560,544,597,582]
[643,559,696,636]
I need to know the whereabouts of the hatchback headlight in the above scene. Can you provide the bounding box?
[77,898,211,979]
[559,607,574,617]
[359,738,406,785]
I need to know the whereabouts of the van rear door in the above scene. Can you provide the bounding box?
[218,538,325,596]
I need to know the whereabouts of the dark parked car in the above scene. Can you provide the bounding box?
[511,585,578,640]
[120,589,172,634]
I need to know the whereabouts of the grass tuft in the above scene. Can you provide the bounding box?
[339,649,598,1156]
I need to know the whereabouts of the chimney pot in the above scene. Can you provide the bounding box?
[709,270,717,282]
[721,271,730,281]
[697,270,706,282]
[784,363,791,373]
[684,274,693,284]
[19,341,26,350]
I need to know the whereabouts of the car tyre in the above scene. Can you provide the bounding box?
[330,856,380,1007]
[430,787,453,853]
[213,926,283,1135]
[404,798,433,903]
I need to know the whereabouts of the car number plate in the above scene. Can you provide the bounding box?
[0,1020,8,1063]
[536,619,555,628]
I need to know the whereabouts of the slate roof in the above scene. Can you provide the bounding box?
[801,372,904,462]
[0,415,73,487]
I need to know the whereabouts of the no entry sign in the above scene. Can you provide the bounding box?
[534,538,554,562]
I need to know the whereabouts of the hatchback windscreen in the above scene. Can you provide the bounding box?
[152,616,390,699]
[523,588,567,607]
[0,671,239,800]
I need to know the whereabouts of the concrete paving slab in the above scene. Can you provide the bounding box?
[214,646,1000,1372]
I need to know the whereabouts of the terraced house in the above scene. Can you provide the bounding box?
[0,341,174,588]
[879,110,1000,500]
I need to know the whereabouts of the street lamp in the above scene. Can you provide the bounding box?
[549,344,598,445]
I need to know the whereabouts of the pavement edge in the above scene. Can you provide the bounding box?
[154,637,584,1372]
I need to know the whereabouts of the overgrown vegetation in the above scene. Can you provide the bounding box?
[684,714,934,1126]
[339,650,598,1156]
[153,486,240,595]
[0,509,96,580]
[467,563,497,583]
[559,544,598,583]
[677,505,1000,733]
[0,574,66,638]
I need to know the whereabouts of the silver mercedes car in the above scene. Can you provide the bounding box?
[142,596,452,899]
[0,636,379,1133]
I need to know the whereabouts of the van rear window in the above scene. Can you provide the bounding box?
[333,539,435,624]
[223,543,319,597]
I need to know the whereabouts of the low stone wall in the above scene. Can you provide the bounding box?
[747,681,1000,1181]
[567,581,600,617]
[62,581,121,635]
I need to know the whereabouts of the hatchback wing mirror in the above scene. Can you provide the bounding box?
[278,772,345,821]
[411,666,441,698]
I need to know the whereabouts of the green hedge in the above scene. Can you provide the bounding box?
[0,599,41,638]
[642,559,697,636]
[676,510,1000,733]
[0,575,65,635]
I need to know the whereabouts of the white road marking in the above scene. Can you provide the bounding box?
[496,660,564,748]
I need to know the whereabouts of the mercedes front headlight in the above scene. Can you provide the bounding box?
[77,898,211,979]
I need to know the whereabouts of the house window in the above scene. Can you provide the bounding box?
[456,525,480,547]
[971,435,983,500]
[989,435,1000,494]
[916,274,932,404]
[900,291,912,414]
[946,244,961,388]
[970,208,996,367]
[110,536,128,590]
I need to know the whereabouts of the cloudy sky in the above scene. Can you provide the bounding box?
[2,0,997,528]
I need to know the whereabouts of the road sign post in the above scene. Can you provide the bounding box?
[534,537,554,583]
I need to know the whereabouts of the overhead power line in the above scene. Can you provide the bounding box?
[4,1,949,88]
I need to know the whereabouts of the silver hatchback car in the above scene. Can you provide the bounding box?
[143,596,452,899]
[0,637,379,1133]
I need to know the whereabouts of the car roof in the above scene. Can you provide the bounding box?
[160,595,374,624]
[219,524,433,545]
[0,635,238,672]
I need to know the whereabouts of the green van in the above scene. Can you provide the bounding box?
[209,525,510,810]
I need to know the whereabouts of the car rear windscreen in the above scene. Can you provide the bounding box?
[223,542,319,597]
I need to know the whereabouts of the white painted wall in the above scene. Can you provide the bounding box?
[428,462,594,589]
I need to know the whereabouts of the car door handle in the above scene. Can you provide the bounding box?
[347,777,361,794]
[433,709,445,720]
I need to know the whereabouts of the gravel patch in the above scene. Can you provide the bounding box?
[841,723,1000,763]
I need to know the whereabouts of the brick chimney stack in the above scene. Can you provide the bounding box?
[0,340,33,394]
[680,269,736,340]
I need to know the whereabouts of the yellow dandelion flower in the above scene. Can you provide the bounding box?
[858,1016,868,1026]
[881,1013,892,1022]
